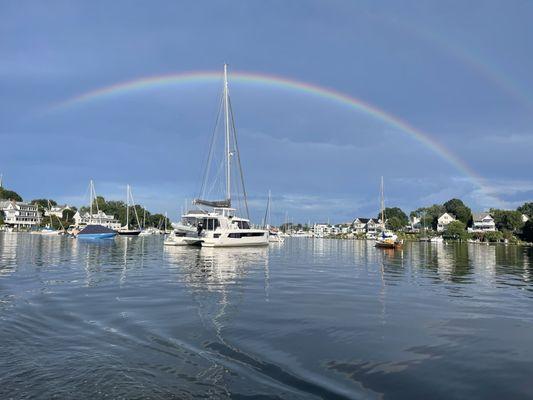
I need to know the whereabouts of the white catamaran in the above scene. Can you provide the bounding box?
[166,65,268,248]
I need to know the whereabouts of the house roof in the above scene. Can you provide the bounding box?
[472,212,493,222]
[438,212,456,220]
[353,218,380,224]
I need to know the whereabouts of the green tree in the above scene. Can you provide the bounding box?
[443,198,472,225]
[521,220,533,242]
[386,216,405,231]
[517,202,533,219]
[442,220,468,241]
[490,209,524,233]
[0,187,22,202]
[411,204,445,230]
[379,207,408,226]
[483,231,504,243]
[31,199,58,210]
[148,213,171,229]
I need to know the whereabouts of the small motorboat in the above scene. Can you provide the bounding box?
[268,229,284,243]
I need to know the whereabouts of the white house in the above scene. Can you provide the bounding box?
[0,200,42,228]
[469,212,496,232]
[44,205,72,219]
[522,214,529,223]
[73,210,121,229]
[312,223,330,238]
[437,213,456,232]
[352,218,384,235]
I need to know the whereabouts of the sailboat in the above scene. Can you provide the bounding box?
[263,190,283,243]
[375,176,403,249]
[178,64,268,248]
[76,180,117,239]
[118,184,142,236]
[41,200,65,235]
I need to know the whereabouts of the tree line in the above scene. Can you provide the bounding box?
[0,187,170,230]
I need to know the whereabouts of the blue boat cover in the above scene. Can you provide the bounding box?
[78,225,116,234]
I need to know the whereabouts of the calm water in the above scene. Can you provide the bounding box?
[1,233,533,399]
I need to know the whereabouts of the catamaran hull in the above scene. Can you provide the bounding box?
[201,232,269,247]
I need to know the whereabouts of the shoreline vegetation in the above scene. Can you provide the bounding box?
[1,186,532,244]
[0,186,170,230]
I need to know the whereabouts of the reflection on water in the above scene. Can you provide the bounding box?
[165,245,268,288]
[1,233,533,399]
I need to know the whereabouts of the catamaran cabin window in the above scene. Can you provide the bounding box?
[201,218,220,231]
[228,232,264,238]
[236,220,250,229]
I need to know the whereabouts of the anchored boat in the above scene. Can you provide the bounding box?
[171,65,268,248]
[374,177,403,249]
[76,224,117,239]
[74,180,117,240]
[117,185,142,236]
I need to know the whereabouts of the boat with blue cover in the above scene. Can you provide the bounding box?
[74,180,118,239]
[76,224,117,239]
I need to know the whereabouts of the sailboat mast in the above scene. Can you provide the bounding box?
[380,176,384,228]
[126,184,130,228]
[267,189,271,228]
[224,64,231,203]
[48,200,53,227]
[90,179,94,217]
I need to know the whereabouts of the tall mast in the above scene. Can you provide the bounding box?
[380,176,384,227]
[268,189,271,227]
[48,199,53,227]
[224,64,231,202]
[126,184,130,228]
[90,179,94,217]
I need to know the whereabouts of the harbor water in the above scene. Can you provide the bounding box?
[1,233,533,399]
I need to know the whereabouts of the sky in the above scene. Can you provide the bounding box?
[1,0,532,224]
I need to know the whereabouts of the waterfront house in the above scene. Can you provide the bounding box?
[73,210,121,230]
[352,218,369,234]
[405,215,421,232]
[469,212,496,233]
[44,205,72,219]
[523,214,529,223]
[0,200,42,228]
[352,218,383,235]
[437,213,456,232]
[312,223,330,238]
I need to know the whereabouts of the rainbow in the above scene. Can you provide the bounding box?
[47,69,494,198]
[388,19,533,112]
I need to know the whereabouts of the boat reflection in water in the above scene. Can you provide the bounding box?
[164,245,269,289]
